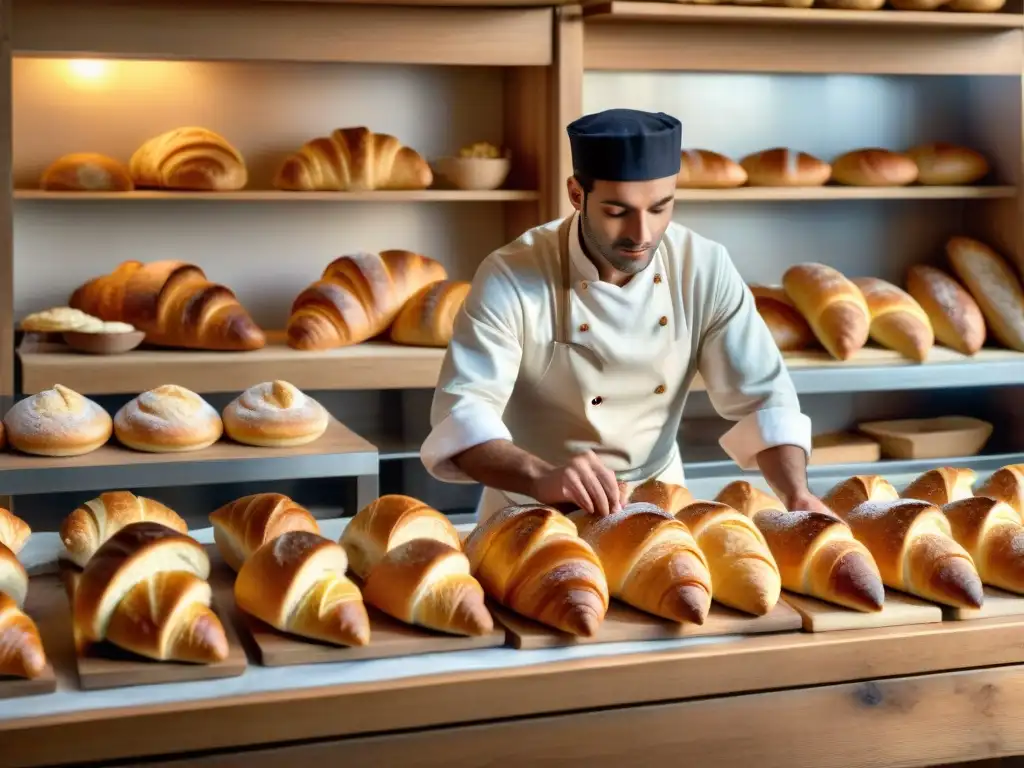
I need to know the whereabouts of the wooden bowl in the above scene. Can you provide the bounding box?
[856,416,993,460]
[433,157,511,191]
[63,330,145,355]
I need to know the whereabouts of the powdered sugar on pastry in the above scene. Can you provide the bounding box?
[114,384,222,452]
[222,380,329,447]
[4,384,112,456]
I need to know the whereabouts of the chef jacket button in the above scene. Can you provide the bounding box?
[654,384,666,395]
[653,273,662,284]
[581,281,588,290]
[658,316,668,326]
[579,323,590,332]
[591,396,603,406]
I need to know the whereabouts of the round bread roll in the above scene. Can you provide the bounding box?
[114,384,223,453]
[222,381,329,448]
[831,149,919,187]
[906,143,989,186]
[4,384,112,457]
[739,148,831,187]
[677,150,747,189]
[40,153,134,192]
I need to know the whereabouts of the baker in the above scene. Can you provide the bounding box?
[421,108,828,523]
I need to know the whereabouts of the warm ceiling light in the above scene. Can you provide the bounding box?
[67,59,108,80]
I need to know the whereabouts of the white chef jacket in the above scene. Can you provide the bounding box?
[421,213,812,498]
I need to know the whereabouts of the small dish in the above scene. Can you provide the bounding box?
[857,416,993,460]
[432,156,511,191]
[63,330,145,355]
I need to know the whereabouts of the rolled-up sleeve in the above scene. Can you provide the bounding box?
[698,246,812,470]
[421,256,524,483]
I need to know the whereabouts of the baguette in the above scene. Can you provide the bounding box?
[905,265,986,356]
[844,499,983,607]
[210,493,321,572]
[902,467,976,507]
[677,150,747,189]
[946,236,1024,352]
[782,264,870,360]
[749,285,816,352]
[943,497,1024,594]
[740,148,831,187]
[831,149,918,187]
[568,503,713,624]
[464,505,609,636]
[907,143,989,186]
[822,475,900,519]
[390,280,471,347]
[852,277,934,362]
[675,501,781,616]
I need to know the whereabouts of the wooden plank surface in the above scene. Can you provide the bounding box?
[0,572,57,700]
[783,589,943,632]
[947,587,1024,620]
[495,598,802,649]
[14,190,540,203]
[56,573,247,691]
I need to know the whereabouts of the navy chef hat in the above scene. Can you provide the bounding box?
[567,109,682,182]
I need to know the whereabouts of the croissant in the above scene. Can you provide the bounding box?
[902,468,976,507]
[362,539,493,636]
[210,493,321,572]
[274,127,432,192]
[0,593,47,679]
[390,280,471,347]
[0,508,31,554]
[341,494,462,580]
[823,475,899,520]
[287,251,447,350]
[1,543,28,609]
[943,498,1024,594]
[627,479,694,515]
[568,503,712,624]
[60,491,189,569]
[715,481,784,518]
[129,126,247,191]
[976,464,1024,515]
[464,505,609,636]
[72,522,227,662]
[675,502,781,616]
[844,499,983,608]
[753,509,884,611]
[234,531,370,647]
[69,260,265,351]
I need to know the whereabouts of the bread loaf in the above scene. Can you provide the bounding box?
[946,237,1024,352]
[275,127,432,192]
[749,285,816,352]
[69,260,265,351]
[675,501,781,616]
[852,276,934,362]
[341,494,462,580]
[40,152,133,192]
[287,250,447,350]
[568,503,712,624]
[976,464,1024,515]
[831,149,918,187]
[943,497,1024,594]
[464,505,609,636]
[677,150,747,189]
[907,143,989,185]
[222,381,329,448]
[114,385,223,453]
[390,280,471,347]
[234,531,370,647]
[823,475,899,519]
[715,480,785,518]
[130,127,247,191]
[818,0,885,8]
[782,264,870,360]
[0,593,47,679]
[947,0,1006,10]
[902,467,976,507]
[4,385,112,457]
[0,509,31,555]
[905,265,986,356]
[627,479,694,515]
[844,499,983,607]
[752,509,885,611]
[0,542,28,609]
[210,493,321,572]
[60,491,188,568]
[890,0,949,9]
[362,539,493,636]
[740,148,831,187]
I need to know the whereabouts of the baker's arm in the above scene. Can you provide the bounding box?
[697,245,816,509]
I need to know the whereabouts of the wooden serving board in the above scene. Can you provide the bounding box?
[0,576,58,699]
[946,586,1024,621]
[494,598,803,650]
[60,569,248,691]
[781,589,943,632]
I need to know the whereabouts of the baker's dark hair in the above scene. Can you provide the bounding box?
[573,172,595,194]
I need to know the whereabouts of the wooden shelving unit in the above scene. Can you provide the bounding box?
[673,185,1016,202]
[13,190,542,203]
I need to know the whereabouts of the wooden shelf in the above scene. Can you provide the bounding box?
[582,2,1024,28]
[14,190,540,203]
[674,185,1016,202]
[18,334,446,395]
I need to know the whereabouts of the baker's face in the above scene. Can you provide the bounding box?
[568,175,677,277]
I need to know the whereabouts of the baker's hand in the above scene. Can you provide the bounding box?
[533,451,623,517]
[786,489,834,518]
